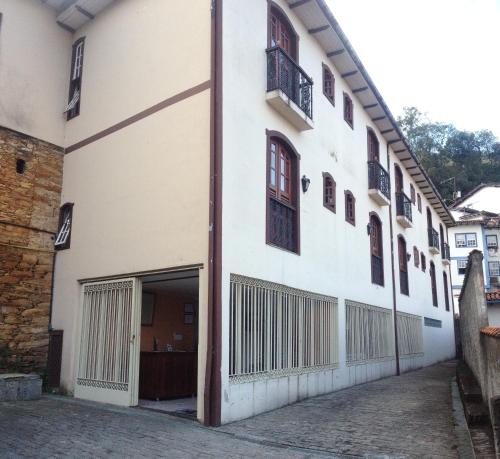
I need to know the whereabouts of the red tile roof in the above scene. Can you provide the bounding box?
[486,291,500,302]
[480,327,500,338]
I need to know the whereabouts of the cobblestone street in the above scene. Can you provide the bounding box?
[0,362,460,458]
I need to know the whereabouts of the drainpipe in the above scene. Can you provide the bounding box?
[48,251,57,330]
[387,142,400,376]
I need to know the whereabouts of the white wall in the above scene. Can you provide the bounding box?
[459,186,500,213]
[489,304,500,327]
[0,0,71,145]
[220,0,455,423]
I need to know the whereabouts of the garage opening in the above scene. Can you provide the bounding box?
[138,270,199,419]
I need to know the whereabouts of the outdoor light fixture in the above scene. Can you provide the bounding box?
[301,175,310,192]
[407,252,411,262]
[366,223,372,236]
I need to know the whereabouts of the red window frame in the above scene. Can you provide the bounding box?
[343,93,353,128]
[323,172,336,213]
[398,236,409,296]
[370,213,384,286]
[322,63,335,106]
[430,262,438,307]
[367,128,379,162]
[345,190,355,225]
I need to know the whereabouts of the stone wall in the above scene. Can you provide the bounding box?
[0,126,63,373]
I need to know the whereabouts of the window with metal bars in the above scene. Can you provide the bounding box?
[345,300,394,364]
[397,311,423,356]
[54,203,73,250]
[229,274,339,381]
[457,259,468,275]
[489,261,500,276]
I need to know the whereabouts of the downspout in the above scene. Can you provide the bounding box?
[48,251,57,330]
[387,143,400,376]
[205,0,223,427]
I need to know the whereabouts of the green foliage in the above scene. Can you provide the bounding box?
[397,107,500,204]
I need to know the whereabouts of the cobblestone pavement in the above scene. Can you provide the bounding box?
[219,361,459,459]
[0,362,459,458]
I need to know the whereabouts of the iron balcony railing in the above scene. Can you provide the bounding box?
[443,242,450,261]
[266,46,313,120]
[395,192,412,222]
[428,228,440,252]
[367,161,390,200]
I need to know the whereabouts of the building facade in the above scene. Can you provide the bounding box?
[1,0,455,425]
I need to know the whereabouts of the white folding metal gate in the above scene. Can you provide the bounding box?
[74,278,141,406]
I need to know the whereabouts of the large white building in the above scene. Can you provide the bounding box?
[449,184,500,326]
[0,0,456,426]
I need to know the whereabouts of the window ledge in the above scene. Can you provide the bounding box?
[396,215,413,229]
[266,89,314,131]
[368,188,390,206]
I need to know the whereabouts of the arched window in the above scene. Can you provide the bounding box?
[323,173,336,213]
[345,190,355,225]
[267,132,299,253]
[430,261,438,307]
[398,236,409,295]
[367,129,379,162]
[439,224,445,259]
[443,271,450,311]
[413,246,419,268]
[269,3,298,60]
[394,164,403,193]
[370,213,384,286]
[421,252,426,272]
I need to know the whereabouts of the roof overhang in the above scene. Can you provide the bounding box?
[287,0,454,226]
[42,0,114,32]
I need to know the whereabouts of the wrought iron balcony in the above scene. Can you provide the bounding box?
[266,46,313,130]
[428,228,440,254]
[395,192,412,228]
[367,161,390,206]
[442,242,450,264]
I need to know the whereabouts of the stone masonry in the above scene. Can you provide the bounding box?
[0,126,63,373]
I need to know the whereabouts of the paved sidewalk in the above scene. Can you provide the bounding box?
[0,362,459,458]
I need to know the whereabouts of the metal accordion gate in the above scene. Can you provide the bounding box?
[74,278,141,406]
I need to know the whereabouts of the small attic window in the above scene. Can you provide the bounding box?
[16,159,26,174]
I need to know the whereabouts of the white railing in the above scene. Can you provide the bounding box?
[396,311,424,357]
[346,300,394,364]
[229,274,338,382]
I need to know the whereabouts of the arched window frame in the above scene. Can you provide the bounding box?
[413,246,419,268]
[394,164,403,193]
[369,212,384,286]
[398,235,409,296]
[367,128,380,162]
[266,130,300,254]
[430,261,438,307]
[443,271,450,311]
[344,190,356,226]
[268,1,299,61]
[322,172,336,213]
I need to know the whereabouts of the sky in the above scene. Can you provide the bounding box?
[326,0,500,139]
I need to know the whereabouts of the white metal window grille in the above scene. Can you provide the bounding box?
[489,261,500,277]
[457,259,468,275]
[72,41,84,80]
[77,280,135,391]
[345,300,394,364]
[486,235,498,248]
[455,234,466,247]
[64,88,80,113]
[396,311,423,357]
[466,233,477,247]
[229,274,339,382]
[54,212,71,247]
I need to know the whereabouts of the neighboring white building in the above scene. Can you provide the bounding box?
[449,184,500,326]
[1,0,456,426]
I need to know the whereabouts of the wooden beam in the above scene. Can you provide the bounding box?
[289,0,311,8]
[327,49,345,57]
[308,25,330,34]
[363,103,378,109]
[352,86,368,94]
[372,116,387,122]
[381,128,395,134]
[75,4,94,19]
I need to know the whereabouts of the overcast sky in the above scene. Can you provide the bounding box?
[326,0,500,139]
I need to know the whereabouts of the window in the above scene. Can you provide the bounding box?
[345,191,355,225]
[443,272,450,312]
[55,203,73,250]
[455,233,477,248]
[267,132,299,253]
[430,261,438,307]
[370,214,384,286]
[486,235,498,248]
[410,184,415,204]
[16,159,26,174]
[394,165,403,193]
[421,252,426,272]
[489,261,500,277]
[457,259,468,275]
[398,236,409,295]
[343,93,353,128]
[323,173,336,213]
[413,246,419,268]
[367,128,379,162]
[322,64,335,106]
[269,4,297,60]
[397,312,423,356]
[417,194,422,213]
[66,38,85,120]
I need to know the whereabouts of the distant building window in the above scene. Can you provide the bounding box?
[457,259,468,275]
[322,64,335,106]
[16,159,26,174]
[343,93,353,128]
[489,261,500,277]
[421,252,426,272]
[55,203,74,250]
[455,233,477,248]
[345,190,355,225]
[410,184,415,204]
[417,193,422,213]
[66,38,85,120]
[323,173,336,213]
[413,246,419,268]
[486,235,498,248]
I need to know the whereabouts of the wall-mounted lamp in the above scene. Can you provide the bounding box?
[406,252,411,262]
[301,175,311,193]
[366,223,372,236]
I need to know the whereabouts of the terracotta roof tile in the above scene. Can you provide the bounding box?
[480,327,500,338]
[486,291,500,302]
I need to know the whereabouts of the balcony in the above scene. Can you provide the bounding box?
[442,242,450,265]
[395,192,413,228]
[428,228,440,255]
[266,47,313,131]
[367,161,390,206]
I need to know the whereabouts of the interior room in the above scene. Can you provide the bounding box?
[138,271,199,418]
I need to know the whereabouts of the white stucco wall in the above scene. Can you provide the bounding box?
[459,186,500,213]
[220,0,455,423]
[0,0,71,145]
[489,304,500,327]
